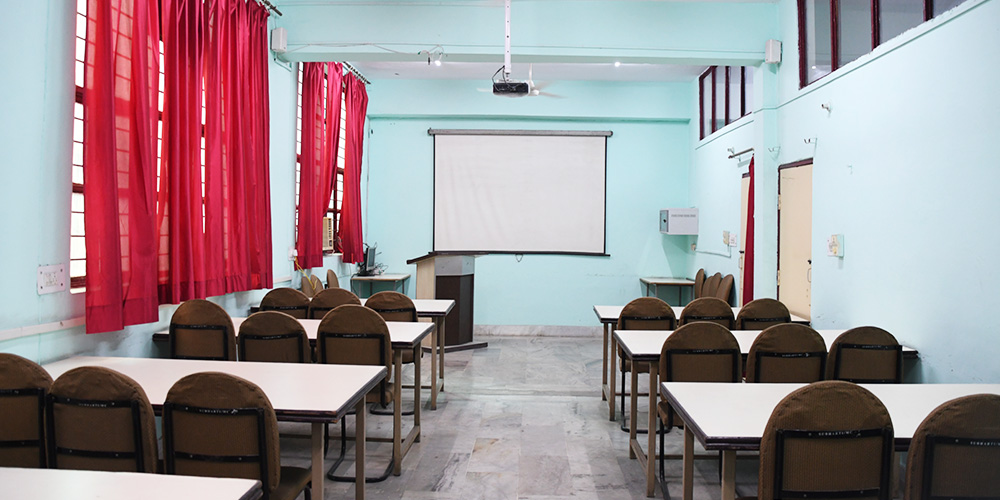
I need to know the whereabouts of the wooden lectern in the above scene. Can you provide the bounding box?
[407,252,485,350]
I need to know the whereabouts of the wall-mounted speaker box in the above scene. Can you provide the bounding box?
[765,39,782,64]
[271,27,287,54]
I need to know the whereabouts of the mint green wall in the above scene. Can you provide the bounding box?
[364,80,692,325]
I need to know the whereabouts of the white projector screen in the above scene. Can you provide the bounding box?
[433,130,608,255]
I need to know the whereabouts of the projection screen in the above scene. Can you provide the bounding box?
[432,130,609,255]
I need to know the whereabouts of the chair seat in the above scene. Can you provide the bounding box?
[272,465,312,500]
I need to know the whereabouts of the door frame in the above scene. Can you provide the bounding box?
[776,158,813,299]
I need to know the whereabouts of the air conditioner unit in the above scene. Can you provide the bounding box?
[322,217,335,251]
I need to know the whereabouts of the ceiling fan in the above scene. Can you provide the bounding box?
[490,0,560,98]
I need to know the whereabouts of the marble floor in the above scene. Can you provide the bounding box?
[279,334,759,500]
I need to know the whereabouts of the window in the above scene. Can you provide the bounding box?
[698,66,754,140]
[70,0,87,289]
[295,65,346,253]
[798,0,969,88]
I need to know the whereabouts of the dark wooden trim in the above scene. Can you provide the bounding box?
[831,0,840,71]
[70,276,86,289]
[724,66,731,126]
[742,172,750,179]
[798,0,808,89]
[710,67,718,134]
[740,67,748,117]
[72,182,84,194]
[778,158,815,171]
[924,0,933,20]
[872,0,881,48]
[698,69,709,140]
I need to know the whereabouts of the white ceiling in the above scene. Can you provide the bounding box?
[348,61,708,82]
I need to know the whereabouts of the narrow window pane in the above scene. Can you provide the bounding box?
[75,61,85,88]
[71,213,85,236]
[933,0,964,15]
[728,67,741,123]
[73,165,84,185]
[879,0,924,43]
[744,68,754,116]
[70,236,86,259]
[838,0,872,67]
[70,260,87,279]
[73,118,83,142]
[805,0,833,83]
[72,141,83,165]
[700,71,712,139]
[715,68,727,130]
[71,192,84,213]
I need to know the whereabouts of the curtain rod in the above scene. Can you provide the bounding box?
[255,0,282,16]
[343,62,371,86]
[727,147,754,159]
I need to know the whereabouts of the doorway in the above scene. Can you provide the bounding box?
[777,160,813,320]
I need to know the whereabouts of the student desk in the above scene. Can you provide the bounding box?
[350,273,410,297]
[154,319,433,476]
[639,277,695,305]
[613,329,919,497]
[0,467,264,500]
[42,356,386,500]
[593,305,810,421]
[661,382,1000,500]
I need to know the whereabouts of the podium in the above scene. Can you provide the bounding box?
[407,252,486,351]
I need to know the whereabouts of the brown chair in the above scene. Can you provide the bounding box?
[757,381,894,500]
[678,297,735,328]
[163,372,311,500]
[715,274,735,304]
[905,394,1000,500]
[169,299,237,361]
[307,288,361,320]
[736,298,792,330]
[366,290,421,364]
[693,268,706,299]
[702,272,723,298]
[656,322,741,481]
[617,297,676,433]
[301,274,323,298]
[316,304,394,482]
[745,324,827,383]
[259,288,311,319]
[326,269,339,289]
[47,366,158,473]
[0,353,52,468]
[238,311,311,364]
[826,327,903,383]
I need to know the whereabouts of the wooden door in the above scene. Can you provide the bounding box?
[778,163,812,320]
[739,174,750,305]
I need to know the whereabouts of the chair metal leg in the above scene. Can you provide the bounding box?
[326,412,393,483]
[620,366,648,434]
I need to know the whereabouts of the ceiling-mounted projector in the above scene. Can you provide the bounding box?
[492,81,530,97]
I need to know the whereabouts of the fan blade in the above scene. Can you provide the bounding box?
[531,80,553,91]
[534,91,564,98]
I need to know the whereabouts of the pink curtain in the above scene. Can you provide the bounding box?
[742,156,755,305]
[158,0,272,303]
[296,62,343,268]
[83,0,160,333]
[339,74,368,264]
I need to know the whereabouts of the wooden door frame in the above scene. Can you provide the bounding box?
[776,158,814,298]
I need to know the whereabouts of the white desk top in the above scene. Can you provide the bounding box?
[0,467,262,500]
[661,382,1000,450]
[640,277,696,286]
[230,317,434,349]
[43,356,386,423]
[350,273,411,282]
[360,298,455,317]
[594,305,809,324]
[614,329,917,361]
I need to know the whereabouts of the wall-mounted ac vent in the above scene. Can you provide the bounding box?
[322,217,335,251]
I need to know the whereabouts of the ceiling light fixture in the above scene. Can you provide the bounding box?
[614,61,621,67]
[420,46,445,67]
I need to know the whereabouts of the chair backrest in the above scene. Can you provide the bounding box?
[693,268,706,299]
[905,394,1000,500]
[679,297,735,328]
[0,353,52,468]
[259,288,311,319]
[702,272,723,297]
[47,366,158,473]
[238,312,310,363]
[746,324,827,383]
[715,274,735,304]
[316,305,392,403]
[300,274,323,298]
[758,381,894,500]
[163,372,280,495]
[658,322,741,427]
[326,269,339,289]
[366,291,418,323]
[307,288,361,320]
[617,297,676,331]
[826,327,902,383]
[169,299,237,361]
[736,298,792,330]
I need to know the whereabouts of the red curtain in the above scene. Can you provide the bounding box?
[339,74,369,264]
[742,156,755,305]
[83,0,161,333]
[296,62,343,268]
[158,0,272,303]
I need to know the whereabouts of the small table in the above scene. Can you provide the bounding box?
[43,356,386,500]
[0,467,263,500]
[350,273,411,298]
[640,277,695,305]
[662,382,1000,500]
